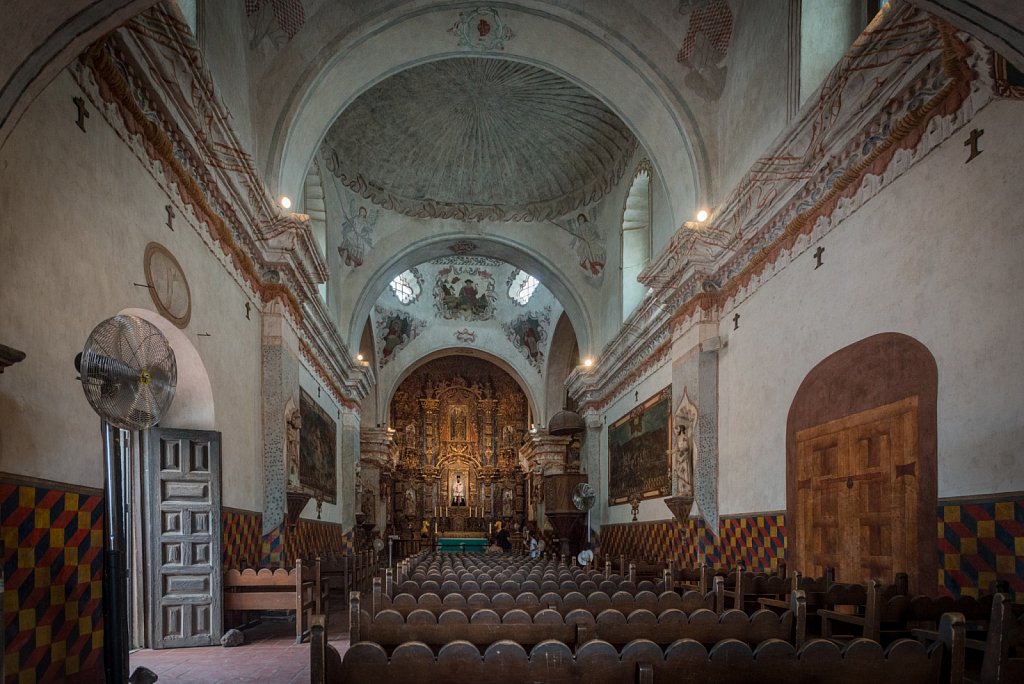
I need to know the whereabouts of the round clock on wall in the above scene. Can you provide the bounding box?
[144,242,191,328]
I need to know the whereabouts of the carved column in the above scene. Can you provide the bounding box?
[519,430,571,532]
[339,406,362,531]
[479,399,496,467]
[420,398,439,465]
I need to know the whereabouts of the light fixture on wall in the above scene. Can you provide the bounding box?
[279,195,292,209]
[582,357,594,368]
[356,353,364,362]
[696,209,709,222]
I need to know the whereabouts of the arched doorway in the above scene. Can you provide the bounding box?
[787,333,937,594]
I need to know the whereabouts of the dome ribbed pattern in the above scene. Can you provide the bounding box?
[320,58,637,222]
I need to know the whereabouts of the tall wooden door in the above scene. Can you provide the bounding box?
[145,428,222,648]
[794,397,919,592]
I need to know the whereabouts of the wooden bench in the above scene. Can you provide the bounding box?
[313,611,965,684]
[223,559,327,643]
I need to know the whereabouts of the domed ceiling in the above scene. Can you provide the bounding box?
[319,58,638,222]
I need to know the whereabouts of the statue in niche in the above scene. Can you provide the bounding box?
[673,392,698,497]
[503,424,517,447]
[502,487,514,517]
[450,405,468,440]
[451,474,466,506]
[286,407,302,488]
[404,421,418,450]
[361,488,376,525]
[404,487,417,518]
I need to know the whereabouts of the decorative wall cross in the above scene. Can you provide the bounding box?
[732,313,740,330]
[165,204,175,231]
[964,128,984,163]
[814,246,825,269]
[72,97,89,132]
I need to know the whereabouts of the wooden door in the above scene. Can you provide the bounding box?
[794,397,918,592]
[145,428,222,648]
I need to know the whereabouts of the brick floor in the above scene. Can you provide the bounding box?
[129,601,350,683]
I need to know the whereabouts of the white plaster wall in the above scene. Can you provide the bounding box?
[800,0,866,108]
[717,98,1024,514]
[597,361,674,526]
[0,71,263,511]
[715,0,791,204]
[200,1,256,155]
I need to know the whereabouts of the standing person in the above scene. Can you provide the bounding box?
[528,531,540,559]
[497,524,511,552]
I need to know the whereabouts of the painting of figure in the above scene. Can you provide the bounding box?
[608,387,671,504]
[375,306,426,366]
[435,266,496,320]
[299,389,337,503]
[504,308,550,371]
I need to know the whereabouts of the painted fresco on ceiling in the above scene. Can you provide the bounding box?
[299,389,337,503]
[676,0,733,101]
[434,265,497,321]
[338,198,379,268]
[246,0,306,49]
[448,8,515,51]
[375,305,427,366]
[563,208,606,279]
[608,387,672,505]
[503,306,551,372]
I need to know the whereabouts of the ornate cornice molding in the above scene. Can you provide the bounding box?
[572,4,991,412]
[71,5,369,405]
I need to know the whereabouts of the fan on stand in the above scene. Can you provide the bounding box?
[75,315,176,684]
[571,482,596,565]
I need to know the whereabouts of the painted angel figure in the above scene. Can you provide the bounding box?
[338,200,378,267]
[568,212,606,277]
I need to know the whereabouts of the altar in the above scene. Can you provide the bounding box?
[437,531,488,553]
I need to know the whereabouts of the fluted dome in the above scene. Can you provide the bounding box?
[319,58,637,222]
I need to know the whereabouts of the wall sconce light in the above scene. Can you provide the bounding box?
[582,357,594,368]
[695,209,709,222]
[279,195,293,209]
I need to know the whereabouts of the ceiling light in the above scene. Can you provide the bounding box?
[279,195,292,209]
[696,209,709,222]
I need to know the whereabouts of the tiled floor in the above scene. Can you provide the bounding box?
[129,601,350,684]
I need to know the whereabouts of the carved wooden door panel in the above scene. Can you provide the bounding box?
[145,428,222,648]
[795,398,919,592]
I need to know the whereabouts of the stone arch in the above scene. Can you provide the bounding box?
[344,233,596,360]
[263,3,710,229]
[119,307,215,429]
[381,347,540,431]
[621,159,653,320]
[787,332,937,593]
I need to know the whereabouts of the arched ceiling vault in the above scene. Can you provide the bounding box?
[345,234,595,360]
[263,2,713,232]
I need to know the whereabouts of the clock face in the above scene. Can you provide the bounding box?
[144,242,191,328]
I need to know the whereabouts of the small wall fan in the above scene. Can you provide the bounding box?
[76,314,176,683]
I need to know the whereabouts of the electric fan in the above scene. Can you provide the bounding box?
[75,314,176,683]
[571,481,596,550]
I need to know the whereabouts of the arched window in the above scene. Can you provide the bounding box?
[508,269,539,306]
[621,162,652,320]
[390,269,421,304]
[798,1,883,110]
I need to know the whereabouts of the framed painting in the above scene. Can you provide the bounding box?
[608,387,671,504]
[300,389,337,503]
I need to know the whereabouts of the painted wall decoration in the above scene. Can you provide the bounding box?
[455,329,477,343]
[246,0,306,49]
[676,0,733,101]
[503,306,552,371]
[434,265,497,321]
[608,387,672,504]
[338,198,379,267]
[563,209,606,278]
[449,240,478,254]
[375,305,427,366]
[449,8,515,51]
[299,389,337,503]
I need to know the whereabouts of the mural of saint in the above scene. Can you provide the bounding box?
[338,201,378,267]
[435,267,496,320]
[568,213,606,277]
[505,310,549,370]
[375,308,425,366]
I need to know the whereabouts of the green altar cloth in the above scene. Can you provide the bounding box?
[437,537,489,553]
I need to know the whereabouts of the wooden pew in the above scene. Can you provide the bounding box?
[314,611,965,684]
[914,593,1023,684]
[223,558,327,643]
[819,579,883,642]
[352,589,801,651]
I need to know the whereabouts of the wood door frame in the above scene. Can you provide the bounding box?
[787,333,937,594]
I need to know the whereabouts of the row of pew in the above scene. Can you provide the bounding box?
[310,552,1022,683]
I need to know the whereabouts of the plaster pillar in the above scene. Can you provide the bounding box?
[339,406,361,531]
[581,411,604,529]
[360,426,394,535]
[260,300,300,538]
